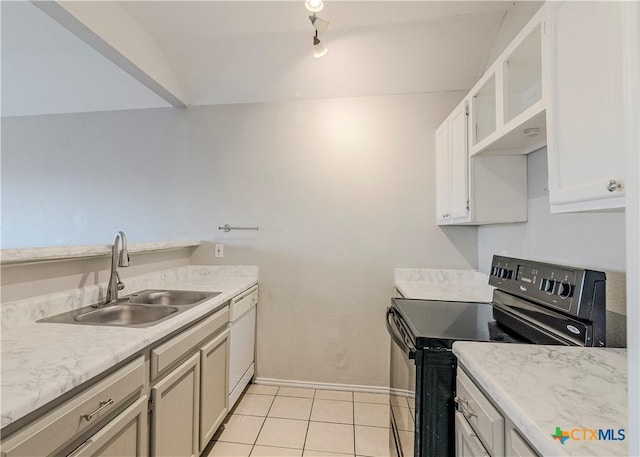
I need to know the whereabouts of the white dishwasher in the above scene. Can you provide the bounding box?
[228,284,258,408]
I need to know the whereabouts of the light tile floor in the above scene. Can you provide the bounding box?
[204,386,413,457]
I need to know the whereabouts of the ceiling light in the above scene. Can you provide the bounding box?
[313,32,328,58]
[523,127,540,138]
[305,0,324,13]
[309,14,330,34]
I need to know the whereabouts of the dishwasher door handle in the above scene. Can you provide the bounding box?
[386,307,416,359]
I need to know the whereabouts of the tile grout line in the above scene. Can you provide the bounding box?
[216,389,396,457]
[248,389,277,456]
[262,387,315,455]
[300,389,316,455]
[226,388,394,456]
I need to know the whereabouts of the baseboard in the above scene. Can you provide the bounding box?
[253,377,393,395]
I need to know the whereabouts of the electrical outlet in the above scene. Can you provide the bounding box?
[214,244,224,258]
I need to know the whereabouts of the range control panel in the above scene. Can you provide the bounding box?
[489,255,606,320]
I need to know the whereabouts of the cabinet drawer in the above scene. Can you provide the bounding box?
[1,357,145,457]
[456,369,504,456]
[151,306,228,380]
[230,285,258,320]
[67,396,148,457]
[455,411,489,457]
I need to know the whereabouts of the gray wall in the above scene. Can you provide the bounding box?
[2,108,194,247]
[2,91,477,386]
[477,149,627,314]
[483,2,544,71]
[478,148,626,273]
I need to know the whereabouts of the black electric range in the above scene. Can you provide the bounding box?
[386,255,607,457]
[390,299,525,350]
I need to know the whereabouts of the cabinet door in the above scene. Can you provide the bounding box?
[455,412,489,457]
[471,73,497,147]
[508,429,540,457]
[151,353,200,457]
[448,102,470,221]
[199,329,230,453]
[67,397,148,457]
[436,100,470,224]
[435,122,450,223]
[546,1,626,211]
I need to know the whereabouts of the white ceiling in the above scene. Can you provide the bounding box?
[2,1,512,116]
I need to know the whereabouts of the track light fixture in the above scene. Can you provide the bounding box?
[313,31,328,58]
[309,13,330,35]
[305,0,323,13]
[306,2,329,58]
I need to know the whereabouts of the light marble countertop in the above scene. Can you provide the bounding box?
[453,342,628,456]
[0,265,257,429]
[0,240,201,265]
[395,268,494,302]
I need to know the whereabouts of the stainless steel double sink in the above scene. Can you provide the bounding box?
[38,290,222,328]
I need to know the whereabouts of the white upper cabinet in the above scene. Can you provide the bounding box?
[469,16,547,157]
[436,0,638,216]
[471,73,497,148]
[435,120,452,224]
[449,105,472,221]
[504,25,543,124]
[435,100,528,226]
[436,100,470,224]
[544,1,630,212]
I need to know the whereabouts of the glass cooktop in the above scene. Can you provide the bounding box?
[391,298,498,349]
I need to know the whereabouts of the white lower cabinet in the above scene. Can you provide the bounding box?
[456,369,504,457]
[151,353,201,457]
[1,302,236,457]
[199,329,230,452]
[507,429,538,457]
[455,411,489,457]
[149,307,230,457]
[0,357,146,457]
[456,367,540,457]
[68,396,148,457]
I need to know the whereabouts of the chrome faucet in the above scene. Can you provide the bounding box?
[101,231,130,306]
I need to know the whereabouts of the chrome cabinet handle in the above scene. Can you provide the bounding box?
[82,399,113,422]
[454,396,477,419]
[607,180,622,192]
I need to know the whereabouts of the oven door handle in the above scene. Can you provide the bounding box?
[386,307,416,359]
